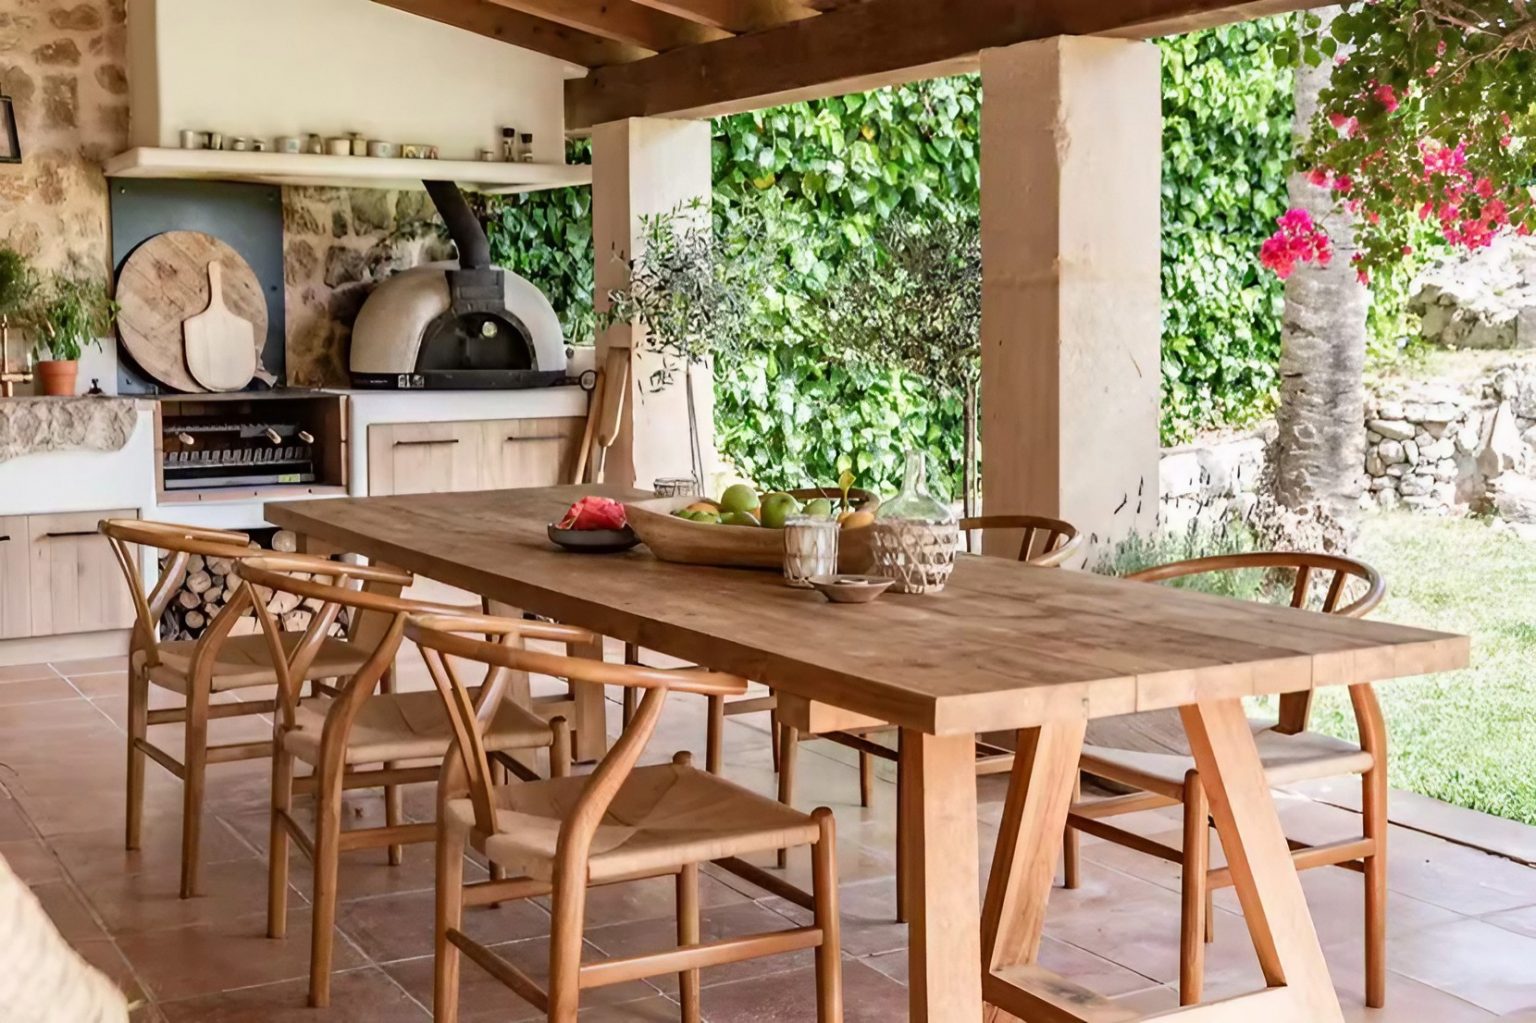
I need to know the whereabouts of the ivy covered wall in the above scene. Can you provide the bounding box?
[485,19,1297,493]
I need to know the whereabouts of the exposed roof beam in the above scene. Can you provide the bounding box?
[627,0,816,34]
[487,0,728,51]
[373,0,650,67]
[567,0,1333,128]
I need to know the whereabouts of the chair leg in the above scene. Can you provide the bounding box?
[895,729,909,925]
[434,822,466,1023]
[1180,771,1209,1007]
[676,862,702,1023]
[178,687,210,899]
[706,694,725,775]
[1364,763,1388,1008]
[810,808,843,1022]
[548,877,585,1023]
[550,719,572,779]
[777,724,800,869]
[125,665,149,852]
[858,752,873,808]
[268,740,295,939]
[770,707,782,774]
[488,759,509,886]
[380,666,405,867]
[308,766,344,1008]
[622,643,639,727]
[1062,772,1082,890]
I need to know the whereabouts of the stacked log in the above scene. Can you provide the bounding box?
[157,529,334,642]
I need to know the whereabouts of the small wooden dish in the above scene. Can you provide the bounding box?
[807,574,895,604]
[546,524,640,554]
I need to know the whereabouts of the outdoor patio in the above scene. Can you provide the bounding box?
[4,645,1534,1022]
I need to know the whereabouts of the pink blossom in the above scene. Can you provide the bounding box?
[1374,84,1400,113]
[1259,208,1332,280]
[1308,167,1331,188]
[1501,135,1515,149]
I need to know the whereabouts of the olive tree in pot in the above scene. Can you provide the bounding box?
[27,267,117,396]
[825,214,981,516]
[601,198,766,489]
[0,246,37,376]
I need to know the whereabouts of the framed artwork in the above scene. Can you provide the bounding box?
[0,94,20,165]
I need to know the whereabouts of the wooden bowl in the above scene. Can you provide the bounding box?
[807,574,895,604]
[546,524,640,554]
[625,487,878,572]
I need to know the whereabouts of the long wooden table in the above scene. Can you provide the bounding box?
[268,485,1468,1023]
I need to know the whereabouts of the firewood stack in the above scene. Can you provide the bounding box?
[157,529,343,642]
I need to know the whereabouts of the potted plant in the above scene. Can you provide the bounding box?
[601,198,767,488]
[0,246,36,382]
[27,267,117,396]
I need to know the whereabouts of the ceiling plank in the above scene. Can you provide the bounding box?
[487,0,729,50]
[373,0,650,67]
[567,0,1334,128]
[627,0,817,34]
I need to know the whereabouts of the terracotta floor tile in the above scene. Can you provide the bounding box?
[52,654,129,675]
[0,661,59,683]
[1388,918,1536,1015]
[81,856,297,936]
[537,870,752,929]
[47,814,258,884]
[116,907,366,1003]
[73,936,153,1006]
[30,879,112,944]
[0,676,83,705]
[0,795,36,841]
[338,886,552,964]
[1481,903,1536,940]
[0,696,116,733]
[157,967,428,1022]
[0,837,65,883]
[1385,828,1536,916]
[699,959,903,1022]
[585,899,812,995]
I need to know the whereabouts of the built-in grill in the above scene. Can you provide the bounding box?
[155,392,347,501]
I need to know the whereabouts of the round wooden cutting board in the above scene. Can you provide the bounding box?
[116,231,268,393]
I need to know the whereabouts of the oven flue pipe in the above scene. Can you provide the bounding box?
[423,180,492,271]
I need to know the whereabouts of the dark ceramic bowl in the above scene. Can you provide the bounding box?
[547,523,640,554]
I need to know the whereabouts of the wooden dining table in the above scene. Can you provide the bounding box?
[267,484,1468,1023]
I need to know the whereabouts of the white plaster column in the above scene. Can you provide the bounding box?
[979,36,1162,556]
[590,117,715,490]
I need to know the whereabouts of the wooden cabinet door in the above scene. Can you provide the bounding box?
[367,421,485,497]
[482,417,585,491]
[0,516,30,639]
[27,509,136,636]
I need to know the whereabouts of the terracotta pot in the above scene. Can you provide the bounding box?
[36,359,79,397]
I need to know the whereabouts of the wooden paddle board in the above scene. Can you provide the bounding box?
[115,231,267,392]
[183,261,258,391]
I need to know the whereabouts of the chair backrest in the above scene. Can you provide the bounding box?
[99,519,259,670]
[1124,550,1384,618]
[234,554,470,734]
[959,514,1083,567]
[407,612,748,874]
[1125,550,1385,735]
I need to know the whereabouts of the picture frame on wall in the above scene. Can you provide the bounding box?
[0,94,19,164]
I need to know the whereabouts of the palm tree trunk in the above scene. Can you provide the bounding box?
[1273,6,1369,530]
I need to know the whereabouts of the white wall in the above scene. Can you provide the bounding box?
[126,0,575,163]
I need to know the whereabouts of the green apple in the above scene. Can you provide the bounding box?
[804,497,834,519]
[719,483,760,515]
[720,510,760,527]
[759,492,800,529]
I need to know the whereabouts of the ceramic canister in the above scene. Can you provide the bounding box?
[275,136,303,154]
[366,140,396,159]
[326,137,352,156]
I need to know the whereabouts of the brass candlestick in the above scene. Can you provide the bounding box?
[0,316,33,397]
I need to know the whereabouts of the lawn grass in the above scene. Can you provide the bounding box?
[1305,512,1536,825]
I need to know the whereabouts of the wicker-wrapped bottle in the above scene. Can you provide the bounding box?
[870,450,959,594]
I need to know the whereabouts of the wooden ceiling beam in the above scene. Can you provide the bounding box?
[567,0,1335,128]
[627,0,817,34]
[373,0,650,68]
[487,0,729,51]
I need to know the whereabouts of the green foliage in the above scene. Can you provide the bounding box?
[28,268,116,362]
[481,20,1347,485]
[0,246,36,321]
[1158,19,1296,442]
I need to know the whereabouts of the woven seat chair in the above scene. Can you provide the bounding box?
[1062,551,1389,1008]
[409,611,844,1023]
[235,555,571,1008]
[100,520,372,899]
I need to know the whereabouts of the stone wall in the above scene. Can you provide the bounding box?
[1158,429,1268,532]
[281,187,449,387]
[0,1,449,388]
[0,0,129,275]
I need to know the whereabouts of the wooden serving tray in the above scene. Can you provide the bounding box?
[625,487,878,572]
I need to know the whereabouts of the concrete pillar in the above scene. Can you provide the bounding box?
[979,37,1162,557]
[591,117,715,490]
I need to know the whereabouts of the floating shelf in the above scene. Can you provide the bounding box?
[103,147,591,195]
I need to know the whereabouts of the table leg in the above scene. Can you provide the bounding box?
[901,729,984,1023]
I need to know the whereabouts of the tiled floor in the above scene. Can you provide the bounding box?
[3,652,1536,1020]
